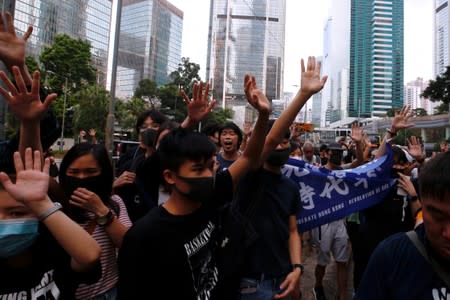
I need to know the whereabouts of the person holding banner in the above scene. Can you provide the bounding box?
[311,122,364,300]
[236,56,328,300]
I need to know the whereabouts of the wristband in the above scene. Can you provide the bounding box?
[293,263,304,273]
[38,202,63,221]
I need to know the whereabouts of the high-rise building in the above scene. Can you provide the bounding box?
[0,0,114,139]
[115,0,183,98]
[349,0,404,118]
[321,0,351,126]
[206,0,286,109]
[404,77,432,114]
[434,0,449,76]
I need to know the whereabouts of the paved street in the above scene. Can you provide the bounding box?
[300,240,354,300]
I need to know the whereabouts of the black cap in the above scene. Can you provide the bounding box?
[328,142,344,151]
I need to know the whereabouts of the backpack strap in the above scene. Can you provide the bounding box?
[406,230,450,288]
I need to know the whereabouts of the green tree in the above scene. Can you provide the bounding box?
[421,66,450,113]
[205,108,234,125]
[71,85,110,140]
[157,83,186,122]
[40,34,96,97]
[134,78,158,98]
[115,97,150,140]
[39,34,97,123]
[169,57,201,97]
[25,56,40,74]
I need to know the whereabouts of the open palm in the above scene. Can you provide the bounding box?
[0,149,49,203]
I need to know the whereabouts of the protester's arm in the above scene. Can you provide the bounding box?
[397,172,422,225]
[0,149,101,272]
[406,136,426,165]
[348,123,365,168]
[0,67,57,159]
[0,12,33,86]
[70,188,130,248]
[180,82,216,129]
[274,215,302,299]
[375,105,414,159]
[88,128,98,144]
[227,75,270,188]
[260,57,327,163]
[239,122,252,152]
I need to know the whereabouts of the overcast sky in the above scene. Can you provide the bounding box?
[169,0,434,93]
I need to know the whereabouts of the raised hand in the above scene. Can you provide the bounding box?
[243,74,271,114]
[299,56,328,96]
[180,81,216,123]
[0,148,50,203]
[406,136,425,160]
[391,105,414,132]
[350,123,364,143]
[0,67,57,123]
[0,12,32,70]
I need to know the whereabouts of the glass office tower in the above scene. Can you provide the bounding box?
[116,0,182,98]
[434,0,449,76]
[206,0,286,108]
[349,0,404,117]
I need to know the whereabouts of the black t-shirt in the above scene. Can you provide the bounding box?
[236,168,301,277]
[360,186,415,254]
[117,170,234,300]
[0,226,101,299]
[355,224,450,299]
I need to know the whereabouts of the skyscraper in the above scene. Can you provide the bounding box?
[115,0,183,98]
[206,0,286,108]
[321,0,351,126]
[349,0,404,118]
[434,0,449,76]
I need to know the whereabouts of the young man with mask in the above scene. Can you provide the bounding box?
[117,76,271,299]
[312,123,364,300]
[236,56,328,300]
[355,151,450,299]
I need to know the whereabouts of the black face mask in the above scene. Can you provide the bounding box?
[329,152,343,166]
[321,157,328,165]
[62,175,111,202]
[266,148,291,167]
[172,174,215,203]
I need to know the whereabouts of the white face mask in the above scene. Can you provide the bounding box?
[343,150,348,157]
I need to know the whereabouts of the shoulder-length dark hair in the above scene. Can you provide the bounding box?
[58,143,118,218]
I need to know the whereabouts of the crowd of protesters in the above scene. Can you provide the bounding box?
[1,11,450,300]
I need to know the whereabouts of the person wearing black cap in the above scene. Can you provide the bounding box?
[312,123,364,300]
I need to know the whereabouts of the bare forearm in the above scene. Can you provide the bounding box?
[263,90,312,159]
[19,121,42,160]
[289,229,301,265]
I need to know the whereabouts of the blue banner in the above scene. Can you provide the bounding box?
[281,145,396,232]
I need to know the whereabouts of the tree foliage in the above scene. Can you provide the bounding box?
[40,34,96,97]
[115,97,150,140]
[169,57,201,97]
[71,85,110,140]
[421,66,450,112]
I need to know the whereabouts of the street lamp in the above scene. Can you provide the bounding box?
[45,71,69,151]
